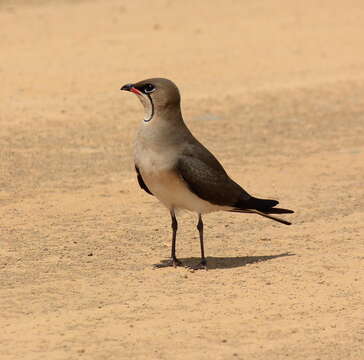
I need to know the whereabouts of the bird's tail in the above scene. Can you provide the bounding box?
[230,197,294,225]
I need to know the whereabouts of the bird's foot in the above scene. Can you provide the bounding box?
[171,258,183,267]
[188,259,208,271]
[154,257,183,268]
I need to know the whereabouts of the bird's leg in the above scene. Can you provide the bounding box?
[170,210,183,267]
[196,214,207,270]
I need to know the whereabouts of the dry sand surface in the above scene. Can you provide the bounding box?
[1,0,364,359]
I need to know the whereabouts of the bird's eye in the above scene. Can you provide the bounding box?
[144,84,155,94]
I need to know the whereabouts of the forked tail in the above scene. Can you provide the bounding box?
[230,196,294,225]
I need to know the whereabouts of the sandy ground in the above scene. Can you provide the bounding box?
[1,0,364,359]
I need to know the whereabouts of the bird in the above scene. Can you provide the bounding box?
[120,78,293,269]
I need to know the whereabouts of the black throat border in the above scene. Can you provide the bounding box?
[144,94,154,122]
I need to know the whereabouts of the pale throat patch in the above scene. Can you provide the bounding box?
[137,93,154,122]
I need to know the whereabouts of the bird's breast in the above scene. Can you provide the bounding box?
[135,145,177,174]
[140,168,222,213]
[134,131,180,172]
[135,147,224,213]
[134,132,226,213]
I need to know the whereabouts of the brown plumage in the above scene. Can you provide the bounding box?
[121,78,294,269]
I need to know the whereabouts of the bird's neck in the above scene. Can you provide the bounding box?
[137,108,191,148]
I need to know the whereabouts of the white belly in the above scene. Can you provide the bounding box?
[141,169,226,214]
[134,138,230,214]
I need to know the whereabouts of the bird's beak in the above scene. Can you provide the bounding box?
[120,83,133,91]
[120,83,143,95]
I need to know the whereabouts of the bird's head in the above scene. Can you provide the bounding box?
[120,78,181,123]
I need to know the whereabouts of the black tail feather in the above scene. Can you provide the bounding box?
[236,196,293,213]
[230,208,292,225]
[231,196,294,225]
[264,207,294,214]
[251,210,292,225]
[246,197,279,211]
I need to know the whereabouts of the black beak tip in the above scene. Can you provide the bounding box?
[120,83,134,91]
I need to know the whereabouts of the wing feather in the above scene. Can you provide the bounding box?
[135,165,153,195]
[177,155,249,206]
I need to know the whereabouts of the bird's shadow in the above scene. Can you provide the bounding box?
[154,252,295,270]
